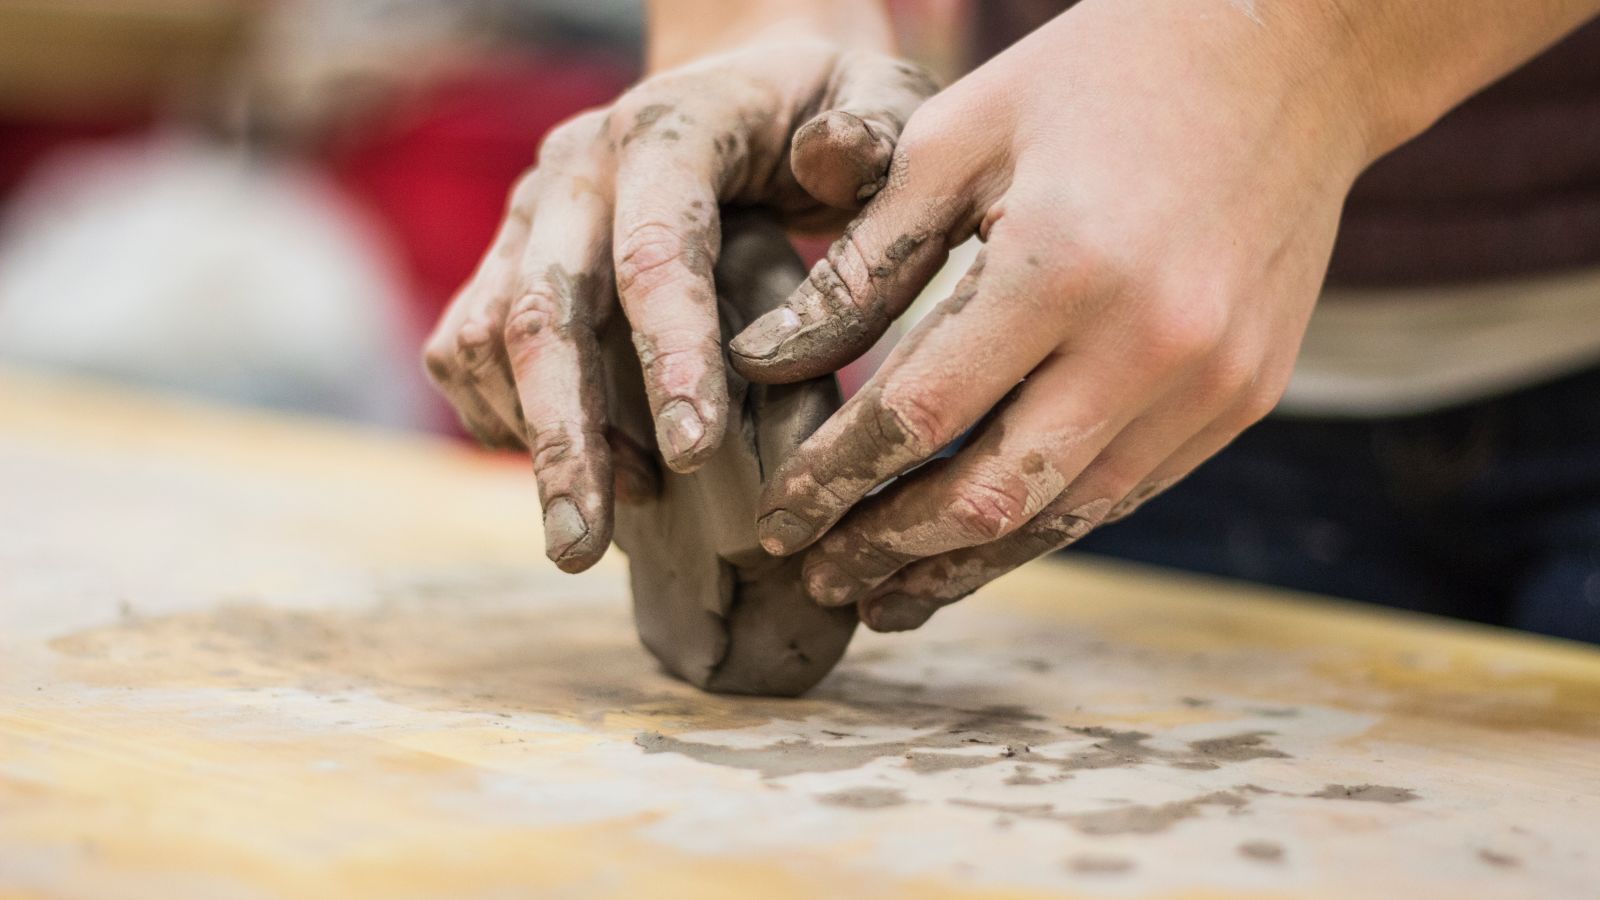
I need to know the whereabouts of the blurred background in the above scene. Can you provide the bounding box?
[0,0,971,435]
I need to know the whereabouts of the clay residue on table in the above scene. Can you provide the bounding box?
[952,789,1254,836]
[1477,848,1520,868]
[814,787,907,809]
[1239,840,1286,862]
[1309,784,1420,803]
[634,719,1290,781]
[1065,854,1136,875]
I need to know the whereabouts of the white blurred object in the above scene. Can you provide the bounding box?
[0,134,429,428]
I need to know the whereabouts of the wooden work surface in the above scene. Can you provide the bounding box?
[3,368,1599,899]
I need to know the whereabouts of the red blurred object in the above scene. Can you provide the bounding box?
[0,118,149,198]
[329,51,634,332]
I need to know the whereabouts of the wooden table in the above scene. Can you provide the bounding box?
[3,368,1598,899]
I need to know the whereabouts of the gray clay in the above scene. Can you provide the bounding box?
[602,211,856,696]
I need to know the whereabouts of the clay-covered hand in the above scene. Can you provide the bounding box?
[422,39,936,573]
[730,0,1389,630]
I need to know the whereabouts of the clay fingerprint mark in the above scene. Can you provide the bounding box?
[1309,784,1419,803]
[953,790,1253,837]
[815,787,907,809]
[635,720,1291,781]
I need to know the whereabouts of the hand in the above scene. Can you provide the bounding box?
[422,39,936,573]
[731,0,1383,630]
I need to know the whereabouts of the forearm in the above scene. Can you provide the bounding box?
[645,0,892,72]
[1305,0,1600,159]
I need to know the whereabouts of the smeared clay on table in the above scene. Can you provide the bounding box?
[602,210,856,696]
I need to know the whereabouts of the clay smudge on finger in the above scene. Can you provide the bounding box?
[858,592,947,632]
[627,324,728,473]
[1106,476,1181,522]
[855,494,1113,632]
[617,103,694,148]
[509,263,615,570]
[542,497,590,563]
[729,216,948,379]
[791,110,896,209]
[889,60,942,98]
[749,253,1011,557]
[755,383,947,555]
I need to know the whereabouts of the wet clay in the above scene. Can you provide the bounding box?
[603,210,856,696]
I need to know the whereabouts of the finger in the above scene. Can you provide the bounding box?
[729,149,964,384]
[754,244,1095,557]
[422,184,537,447]
[1102,387,1279,524]
[855,390,1254,632]
[854,490,1103,633]
[609,102,729,473]
[507,162,619,573]
[455,312,526,440]
[799,346,1149,606]
[790,54,940,209]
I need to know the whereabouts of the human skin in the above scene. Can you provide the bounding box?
[427,0,1600,614]
[729,0,1600,631]
[422,0,936,572]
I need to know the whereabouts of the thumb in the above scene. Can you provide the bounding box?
[790,53,940,210]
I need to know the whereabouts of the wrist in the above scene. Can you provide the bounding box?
[1277,0,1600,165]
[645,0,892,73]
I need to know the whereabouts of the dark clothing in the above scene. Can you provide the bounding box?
[1073,365,1600,644]
[973,3,1600,287]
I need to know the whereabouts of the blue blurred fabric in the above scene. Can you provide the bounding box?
[1071,364,1600,645]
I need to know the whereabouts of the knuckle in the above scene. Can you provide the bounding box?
[537,111,603,164]
[1237,379,1287,427]
[804,251,872,326]
[455,315,501,361]
[947,476,1033,544]
[615,222,701,298]
[874,385,956,458]
[503,284,568,346]
[1141,294,1230,367]
[528,421,580,472]
[825,229,881,307]
[636,332,719,384]
[527,419,606,474]
[507,168,542,209]
[1191,351,1256,409]
[607,89,656,129]
[850,528,914,575]
[421,336,457,384]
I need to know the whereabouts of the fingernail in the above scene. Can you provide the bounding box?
[543,497,589,561]
[730,307,802,360]
[805,560,859,607]
[757,509,814,556]
[657,400,705,462]
[860,593,933,633]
